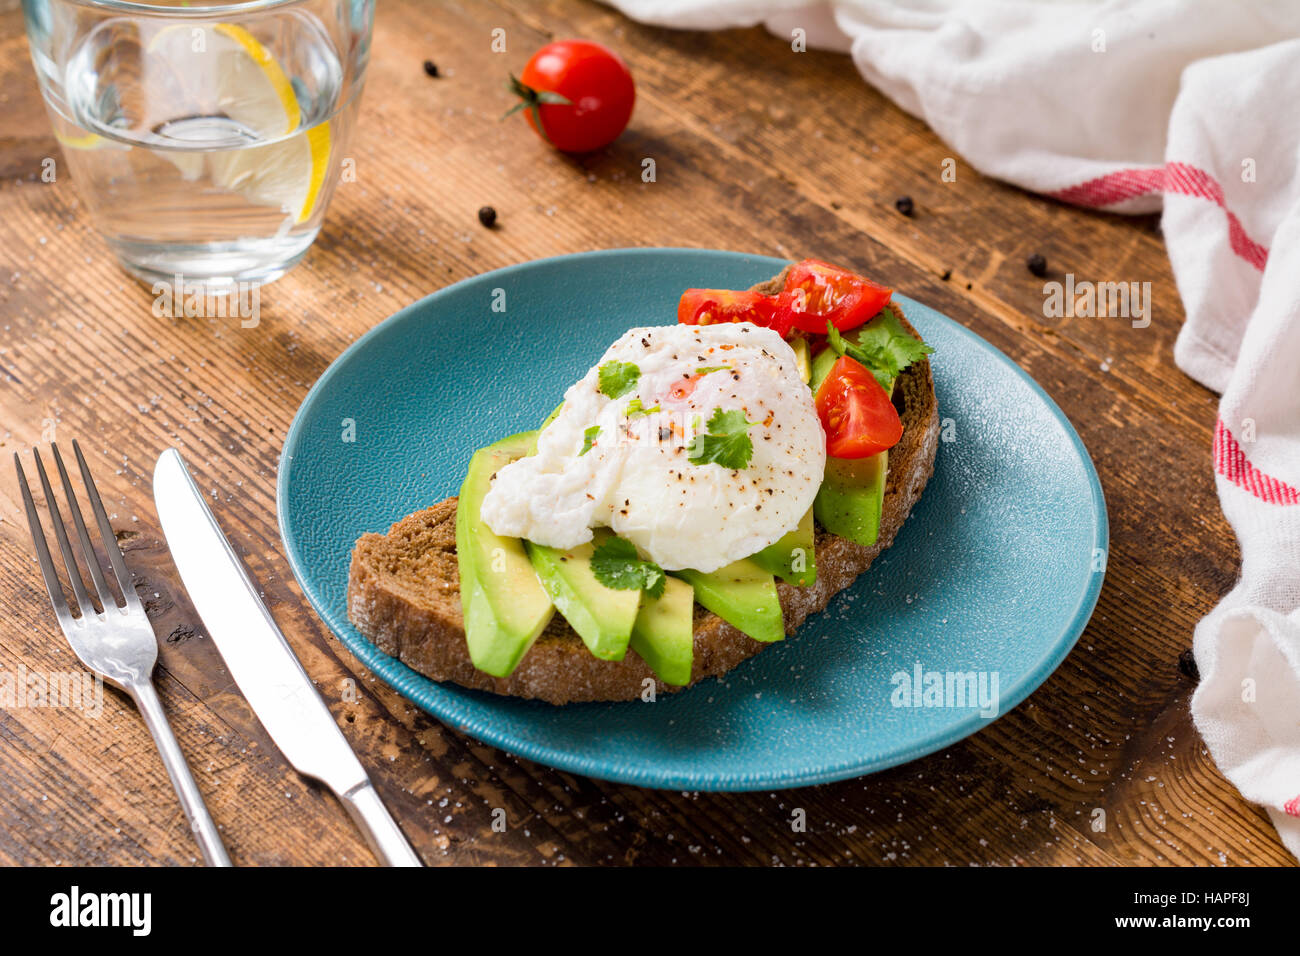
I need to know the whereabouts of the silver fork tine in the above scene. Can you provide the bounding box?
[51,442,119,612]
[14,454,75,628]
[72,439,139,611]
[32,448,96,619]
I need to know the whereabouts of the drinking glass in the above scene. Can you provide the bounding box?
[22,0,374,290]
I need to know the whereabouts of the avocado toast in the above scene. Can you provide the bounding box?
[348,264,939,704]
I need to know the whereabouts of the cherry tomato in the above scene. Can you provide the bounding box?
[677,289,785,332]
[512,40,635,153]
[814,355,903,458]
[777,259,892,335]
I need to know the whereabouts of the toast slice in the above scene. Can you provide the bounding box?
[348,283,940,705]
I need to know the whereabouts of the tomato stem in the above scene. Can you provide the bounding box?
[503,74,572,146]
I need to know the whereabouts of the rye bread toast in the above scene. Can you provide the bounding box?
[347,277,939,704]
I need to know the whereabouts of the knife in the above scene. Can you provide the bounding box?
[153,448,422,867]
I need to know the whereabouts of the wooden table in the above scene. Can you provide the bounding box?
[0,0,1288,867]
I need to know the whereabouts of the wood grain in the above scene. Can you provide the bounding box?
[0,0,1287,866]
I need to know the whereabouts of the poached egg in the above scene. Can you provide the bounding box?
[480,323,826,573]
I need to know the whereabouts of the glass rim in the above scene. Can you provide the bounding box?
[55,0,311,16]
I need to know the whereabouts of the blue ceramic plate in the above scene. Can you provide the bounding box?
[278,248,1106,791]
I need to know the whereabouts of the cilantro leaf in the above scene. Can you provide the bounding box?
[826,322,891,389]
[687,407,756,470]
[827,308,934,390]
[856,307,934,374]
[590,537,666,599]
[590,538,642,588]
[625,398,661,418]
[598,361,640,399]
[642,564,666,600]
[579,425,600,456]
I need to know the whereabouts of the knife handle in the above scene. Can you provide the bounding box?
[340,780,423,867]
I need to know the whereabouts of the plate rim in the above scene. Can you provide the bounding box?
[276,246,1109,791]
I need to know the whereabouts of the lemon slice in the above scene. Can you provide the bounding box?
[56,131,108,150]
[207,23,331,223]
[147,22,331,223]
[211,22,302,133]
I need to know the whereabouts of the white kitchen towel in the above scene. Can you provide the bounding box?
[606,0,1300,858]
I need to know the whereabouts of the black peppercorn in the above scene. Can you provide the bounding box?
[1027,253,1048,277]
[423,60,439,78]
[895,195,914,217]
[478,206,497,228]
[1178,649,1199,681]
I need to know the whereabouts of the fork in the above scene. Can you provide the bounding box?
[15,441,232,867]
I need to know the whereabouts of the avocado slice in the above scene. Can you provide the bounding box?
[526,528,641,661]
[455,432,555,677]
[791,336,811,384]
[809,340,837,392]
[539,402,563,432]
[815,451,887,547]
[751,507,816,586]
[630,575,695,686]
[671,558,784,644]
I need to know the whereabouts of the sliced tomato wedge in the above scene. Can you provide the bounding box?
[776,259,892,335]
[677,289,790,336]
[814,354,902,458]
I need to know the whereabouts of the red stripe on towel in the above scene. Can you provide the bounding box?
[1050,164,1268,270]
[1050,167,1167,207]
[1214,419,1300,505]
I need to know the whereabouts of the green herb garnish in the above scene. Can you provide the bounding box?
[598,361,640,399]
[625,398,662,418]
[826,308,934,390]
[695,365,731,375]
[503,76,573,147]
[687,407,756,470]
[579,425,601,456]
[591,537,666,599]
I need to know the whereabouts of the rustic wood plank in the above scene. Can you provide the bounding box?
[0,0,1287,867]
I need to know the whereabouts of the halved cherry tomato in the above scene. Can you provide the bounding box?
[777,259,892,335]
[814,355,902,458]
[677,289,789,335]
